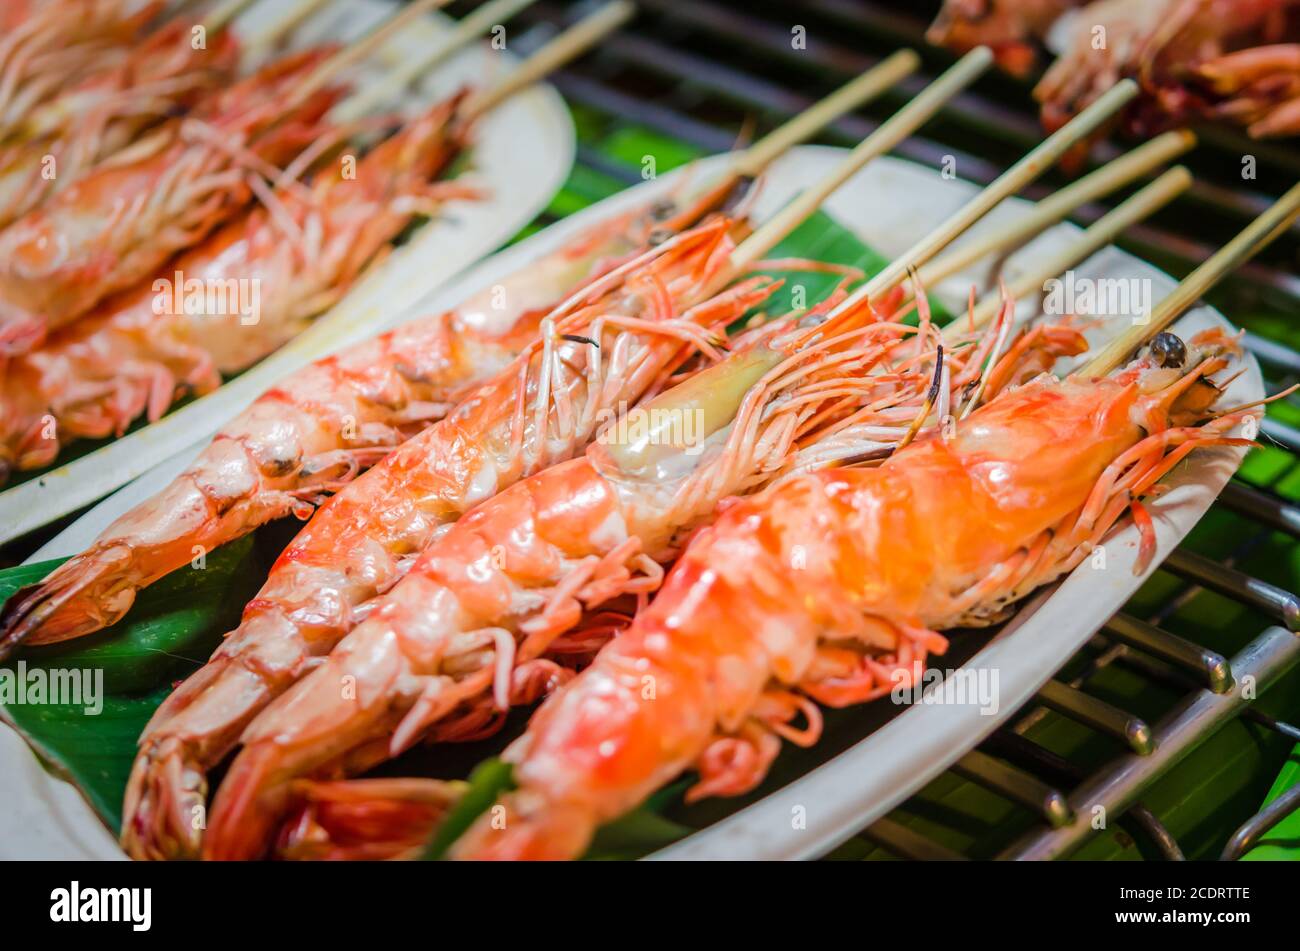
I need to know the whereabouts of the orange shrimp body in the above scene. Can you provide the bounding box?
[452,340,1250,860]
[0,95,472,479]
[125,220,771,860]
[0,20,241,230]
[0,47,344,354]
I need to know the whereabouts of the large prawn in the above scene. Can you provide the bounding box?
[0,45,345,354]
[0,17,241,230]
[444,328,1253,860]
[0,93,474,482]
[198,283,1092,860]
[122,216,778,860]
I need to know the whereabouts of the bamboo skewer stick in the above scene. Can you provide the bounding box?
[731,49,921,178]
[724,46,995,276]
[243,0,333,54]
[201,0,259,34]
[334,0,541,123]
[458,0,636,122]
[288,0,456,109]
[644,50,921,234]
[826,77,1140,314]
[946,166,1194,341]
[918,129,1195,292]
[1082,179,1300,377]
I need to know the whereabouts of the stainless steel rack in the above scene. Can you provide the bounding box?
[484,0,1300,860]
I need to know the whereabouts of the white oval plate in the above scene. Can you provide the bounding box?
[0,0,574,545]
[3,147,1260,859]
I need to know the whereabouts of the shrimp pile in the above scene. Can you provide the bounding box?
[0,181,742,656]
[0,17,242,230]
[119,216,782,860]
[0,45,346,354]
[192,286,1092,860]
[445,328,1252,859]
[0,94,474,483]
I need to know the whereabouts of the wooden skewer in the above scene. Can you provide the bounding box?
[945,166,1193,343]
[244,0,333,52]
[458,0,636,122]
[825,77,1140,315]
[1081,178,1300,377]
[288,0,456,109]
[201,0,260,34]
[918,129,1195,292]
[725,46,995,276]
[731,49,921,178]
[334,0,542,123]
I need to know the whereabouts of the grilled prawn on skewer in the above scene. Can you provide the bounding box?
[123,218,775,860]
[447,328,1255,860]
[0,45,346,355]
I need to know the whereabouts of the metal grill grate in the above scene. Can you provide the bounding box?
[478,0,1300,860]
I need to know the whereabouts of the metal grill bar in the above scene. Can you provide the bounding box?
[1000,626,1300,860]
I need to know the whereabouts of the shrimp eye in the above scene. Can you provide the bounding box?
[1150,332,1187,368]
[650,200,676,222]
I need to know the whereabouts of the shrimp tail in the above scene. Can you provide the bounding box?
[201,741,290,862]
[452,792,596,861]
[275,778,465,861]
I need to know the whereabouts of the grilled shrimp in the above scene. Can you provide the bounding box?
[927,0,1085,76]
[0,46,345,355]
[0,94,474,482]
[1035,0,1300,142]
[0,174,744,655]
[449,329,1253,859]
[1197,42,1300,136]
[126,218,775,860]
[198,288,1092,861]
[0,0,163,140]
[0,19,241,230]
